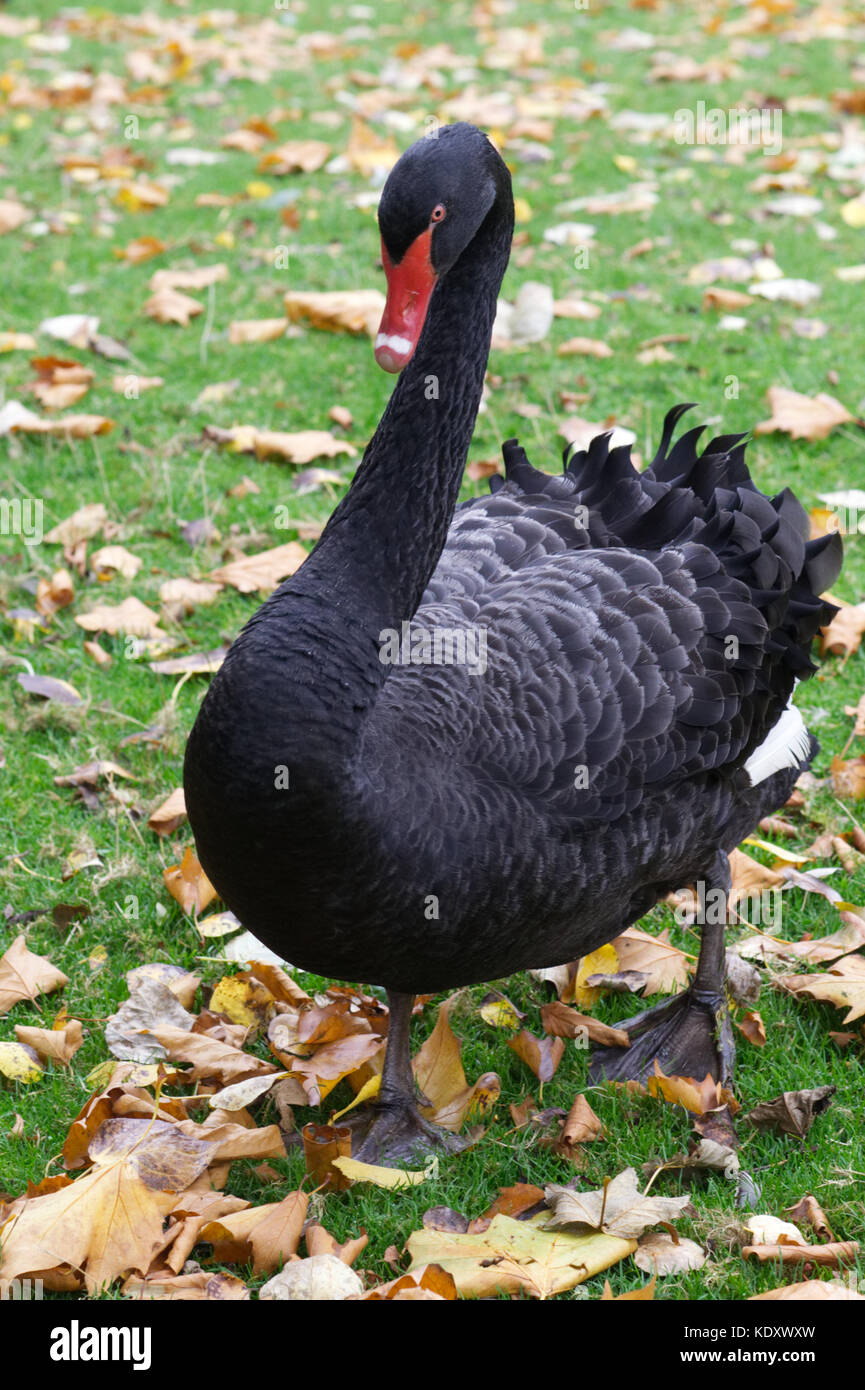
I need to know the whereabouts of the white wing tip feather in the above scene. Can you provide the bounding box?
[744,701,812,786]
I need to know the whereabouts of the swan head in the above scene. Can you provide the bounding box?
[374,123,509,372]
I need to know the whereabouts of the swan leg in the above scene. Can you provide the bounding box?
[351,990,469,1164]
[588,852,735,1086]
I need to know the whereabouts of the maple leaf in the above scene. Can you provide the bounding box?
[754,386,855,441]
[545,1168,695,1240]
[0,935,68,1014]
[608,926,690,994]
[0,1121,198,1295]
[406,1213,636,1299]
[14,1019,83,1066]
[776,956,865,1023]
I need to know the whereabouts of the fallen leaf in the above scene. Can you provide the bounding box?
[634,1232,706,1274]
[0,936,68,1014]
[75,596,165,639]
[163,847,217,916]
[90,545,143,580]
[821,600,865,664]
[406,1213,636,1299]
[13,1020,83,1066]
[17,673,83,705]
[507,1029,565,1085]
[750,1280,865,1301]
[609,926,690,995]
[745,1087,836,1137]
[545,1168,695,1239]
[209,541,307,594]
[332,1156,429,1190]
[754,386,854,441]
[148,788,187,836]
[776,957,865,1023]
[227,318,287,344]
[143,287,204,326]
[0,1041,43,1083]
[258,140,331,174]
[736,1011,767,1046]
[284,289,385,339]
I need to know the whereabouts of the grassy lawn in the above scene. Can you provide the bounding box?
[1,0,864,1301]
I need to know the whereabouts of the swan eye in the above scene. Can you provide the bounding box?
[430,203,446,223]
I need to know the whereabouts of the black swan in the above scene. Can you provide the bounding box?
[184,123,842,1160]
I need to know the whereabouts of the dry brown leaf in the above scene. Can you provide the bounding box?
[143,287,204,326]
[561,1093,604,1145]
[736,1010,767,1046]
[152,1026,278,1086]
[786,1195,835,1243]
[258,140,331,174]
[413,997,500,1130]
[90,545,143,580]
[754,386,855,442]
[0,936,69,1014]
[821,600,865,664]
[609,926,690,994]
[115,179,168,211]
[75,596,166,639]
[830,754,865,799]
[163,847,217,916]
[43,502,107,547]
[750,1279,865,1301]
[634,1232,706,1274]
[507,1029,565,1085]
[284,289,385,339]
[227,318,287,344]
[362,1264,457,1300]
[209,541,307,594]
[13,1020,83,1066]
[114,236,167,265]
[0,198,29,234]
[122,1270,250,1300]
[35,568,75,617]
[744,1241,858,1269]
[149,264,228,293]
[540,1000,629,1048]
[12,412,114,439]
[647,1063,738,1117]
[159,576,223,618]
[557,337,613,358]
[702,286,755,310]
[148,788,187,836]
[745,1086,836,1137]
[200,1190,308,1275]
[776,957,865,1023]
[545,1169,695,1240]
[0,1121,194,1295]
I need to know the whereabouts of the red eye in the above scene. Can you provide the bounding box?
[430,203,446,223]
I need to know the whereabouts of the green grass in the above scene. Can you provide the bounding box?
[1,0,864,1300]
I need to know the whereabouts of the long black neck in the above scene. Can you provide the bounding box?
[249,174,514,752]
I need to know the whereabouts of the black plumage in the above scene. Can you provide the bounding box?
[184,124,842,1159]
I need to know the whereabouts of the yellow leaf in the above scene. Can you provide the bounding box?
[0,1040,43,1083]
[332,1156,428,1189]
[513,196,532,223]
[841,196,865,228]
[406,1214,636,1298]
[331,1073,380,1120]
[573,943,619,1008]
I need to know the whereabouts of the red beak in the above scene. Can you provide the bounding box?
[375,228,437,373]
